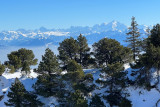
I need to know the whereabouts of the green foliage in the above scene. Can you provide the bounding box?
[24,92,44,107]
[119,98,132,107]
[7,48,38,73]
[7,54,21,69]
[149,24,160,47]
[102,62,127,92]
[77,34,91,67]
[89,94,105,107]
[33,74,64,97]
[84,73,93,82]
[126,16,141,60]
[67,60,82,72]
[105,92,122,107]
[136,24,160,86]
[93,38,132,66]
[5,78,43,107]
[68,90,88,107]
[58,37,79,65]
[7,65,15,73]
[63,70,85,83]
[103,62,124,75]
[0,63,5,76]
[73,83,95,94]
[37,48,61,75]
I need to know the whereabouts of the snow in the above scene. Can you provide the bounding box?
[1,65,160,107]
[0,70,38,107]
[127,87,160,107]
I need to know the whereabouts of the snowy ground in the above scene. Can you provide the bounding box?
[1,64,160,107]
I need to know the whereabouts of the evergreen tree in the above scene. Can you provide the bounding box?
[63,60,85,83]
[0,63,5,76]
[89,94,105,107]
[33,48,64,97]
[7,48,38,73]
[68,90,88,107]
[105,92,122,107]
[126,16,141,60]
[84,73,93,82]
[119,98,132,107]
[137,24,160,85]
[24,92,44,107]
[141,27,151,51]
[149,24,160,47]
[93,38,132,66]
[67,60,82,72]
[58,37,79,67]
[77,34,91,67]
[33,73,64,97]
[102,62,127,93]
[36,48,61,75]
[5,78,43,107]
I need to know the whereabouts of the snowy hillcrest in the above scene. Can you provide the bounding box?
[0,21,151,46]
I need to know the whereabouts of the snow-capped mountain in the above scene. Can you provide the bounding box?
[0,21,151,46]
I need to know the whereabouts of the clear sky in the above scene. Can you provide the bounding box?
[0,0,159,31]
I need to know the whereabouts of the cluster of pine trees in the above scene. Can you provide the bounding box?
[1,17,160,107]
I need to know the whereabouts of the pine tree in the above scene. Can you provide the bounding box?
[126,16,141,60]
[7,48,38,73]
[24,92,44,107]
[77,34,90,67]
[33,48,64,97]
[93,38,132,66]
[137,24,160,85]
[0,63,5,76]
[5,78,26,107]
[68,90,88,107]
[119,98,132,107]
[37,48,61,75]
[102,62,127,93]
[89,94,105,107]
[5,78,43,107]
[58,37,79,67]
[33,74,62,97]
[67,60,82,72]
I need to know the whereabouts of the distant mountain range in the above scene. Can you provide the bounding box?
[0,21,152,46]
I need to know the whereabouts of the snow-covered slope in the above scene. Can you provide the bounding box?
[1,64,160,107]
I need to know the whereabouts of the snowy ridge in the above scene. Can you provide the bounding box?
[0,21,151,46]
[1,64,160,107]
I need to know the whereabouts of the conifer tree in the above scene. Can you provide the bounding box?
[67,60,82,72]
[126,16,141,60]
[0,63,5,76]
[77,34,90,67]
[5,78,43,107]
[5,78,26,107]
[138,24,160,84]
[68,90,88,107]
[58,37,79,66]
[102,62,127,93]
[89,94,105,107]
[33,48,63,97]
[7,48,38,73]
[37,48,61,75]
[119,98,132,107]
[93,38,132,66]
[63,60,85,83]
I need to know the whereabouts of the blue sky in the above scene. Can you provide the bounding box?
[0,0,159,31]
